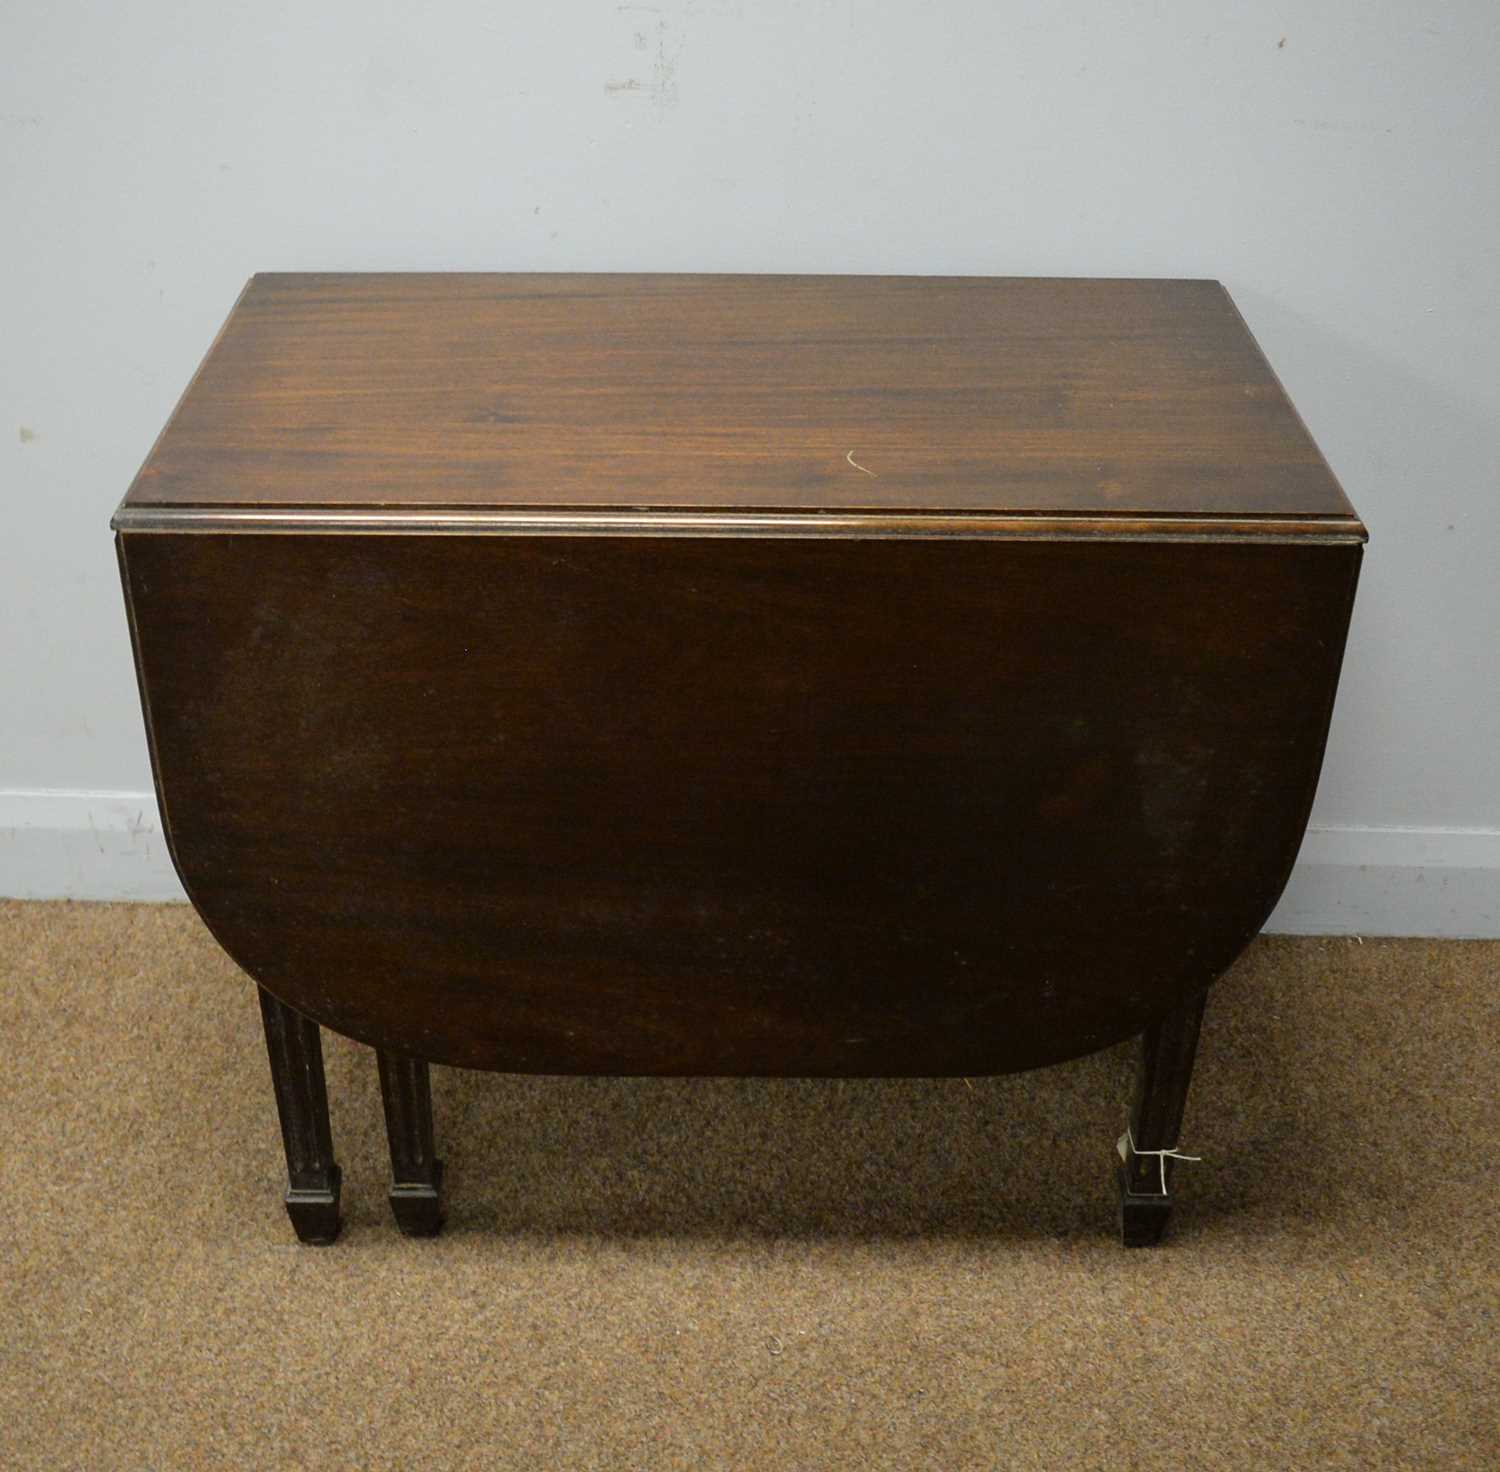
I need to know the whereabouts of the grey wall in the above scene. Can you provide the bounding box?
[4,2,1498,930]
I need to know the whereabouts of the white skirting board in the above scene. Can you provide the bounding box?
[1,791,185,903]
[2,789,1497,938]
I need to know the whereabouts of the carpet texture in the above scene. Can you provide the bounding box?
[1,901,1495,1469]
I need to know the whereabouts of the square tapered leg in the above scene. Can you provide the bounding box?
[1118,990,1206,1247]
[377,1050,444,1236]
[258,986,341,1244]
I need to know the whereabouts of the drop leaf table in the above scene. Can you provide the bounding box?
[114,273,1364,1246]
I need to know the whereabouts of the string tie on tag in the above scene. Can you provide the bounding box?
[1117,1127,1202,1195]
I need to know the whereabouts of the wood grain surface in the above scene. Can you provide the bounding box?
[121,274,1361,532]
[119,530,1361,1076]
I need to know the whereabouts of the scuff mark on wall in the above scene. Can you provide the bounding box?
[605,16,680,109]
[651,19,680,107]
[19,426,39,444]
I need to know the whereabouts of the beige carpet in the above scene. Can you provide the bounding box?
[1,902,1495,1469]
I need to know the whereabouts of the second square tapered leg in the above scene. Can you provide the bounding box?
[377,1050,444,1236]
[1117,989,1207,1247]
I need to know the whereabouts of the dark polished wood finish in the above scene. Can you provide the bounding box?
[376,1052,443,1236]
[257,986,340,1244]
[121,531,1358,1078]
[119,273,1360,529]
[115,274,1365,1243]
